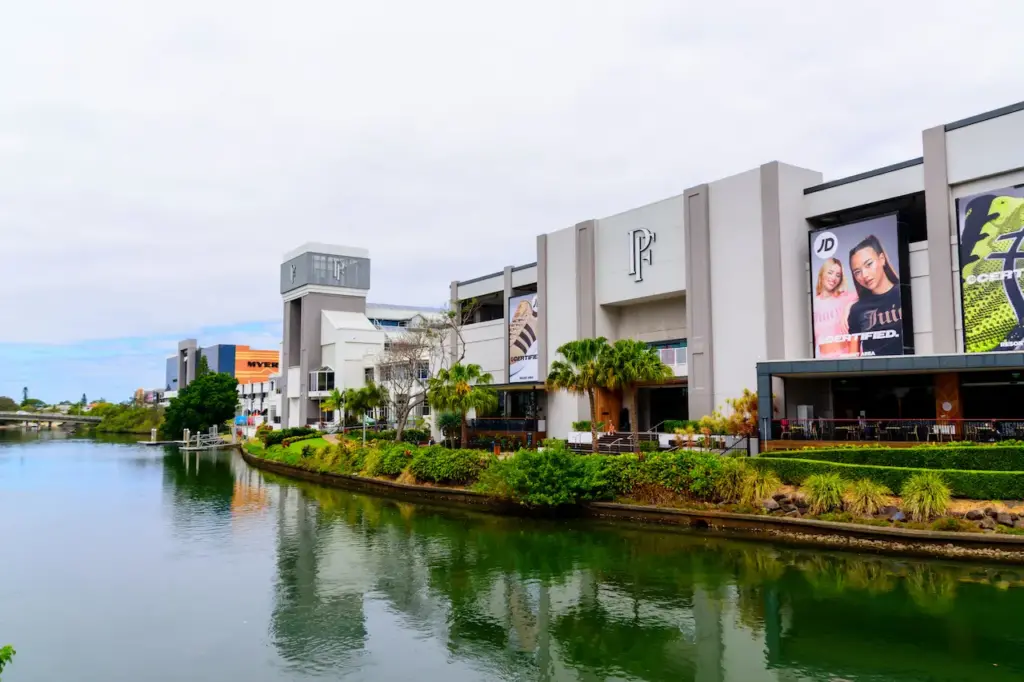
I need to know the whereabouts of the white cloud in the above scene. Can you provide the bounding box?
[3,0,1024,343]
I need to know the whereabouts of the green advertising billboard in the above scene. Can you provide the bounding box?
[957,186,1024,353]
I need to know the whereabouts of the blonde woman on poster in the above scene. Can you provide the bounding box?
[813,257,858,357]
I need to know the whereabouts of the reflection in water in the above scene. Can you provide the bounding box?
[247,465,1024,682]
[5,437,1024,682]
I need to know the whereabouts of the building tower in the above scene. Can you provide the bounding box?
[280,244,371,428]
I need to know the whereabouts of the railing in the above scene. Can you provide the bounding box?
[769,418,1024,443]
[468,418,539,432]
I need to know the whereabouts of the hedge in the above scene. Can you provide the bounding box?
[751,456,1024,500]
[767,445,1024,472]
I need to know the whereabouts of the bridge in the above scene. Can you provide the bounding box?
[0,411,102,424]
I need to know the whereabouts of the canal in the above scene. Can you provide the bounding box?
[2,434,1024,681]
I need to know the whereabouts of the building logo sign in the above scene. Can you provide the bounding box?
[289,264,297,283]
[332,257,347,281]
[628,228,656,282]
[247,361,279,368]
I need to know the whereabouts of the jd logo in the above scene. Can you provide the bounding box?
[628,228,656,283]
[813,231,838,260]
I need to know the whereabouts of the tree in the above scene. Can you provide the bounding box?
[20,398,45,410]
[22,387,27,404]
[547,337,611,453]
[427,363,497,447]
[195,354,211,379]
[0,396,17,412]
[725,389,759,437]
[342,382,388,444]
[160,371,238,439]
[81,393,87,407]
[321,388,345,426]
[0,644,14,680]
[601,339,673,454]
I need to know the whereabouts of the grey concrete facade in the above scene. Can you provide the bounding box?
[574,220,597,341]
[503,266,513,384]
[683,185,714,418]
[922,125,958,354]
[759,162,785,360]
[535,234,548,381]
[177,339,198,390]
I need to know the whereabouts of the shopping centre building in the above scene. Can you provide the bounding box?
[279,99,1024,443]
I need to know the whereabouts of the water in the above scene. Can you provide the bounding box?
[2,434,1024,681]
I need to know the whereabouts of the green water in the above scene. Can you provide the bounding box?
[2,433,1024,681]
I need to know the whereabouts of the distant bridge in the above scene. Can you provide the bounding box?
[0,411,102,424]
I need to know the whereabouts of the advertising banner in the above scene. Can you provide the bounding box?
[957,185,1024,353]
[508,293,539,382]
[809,214,909,358]
[234,347,281,384]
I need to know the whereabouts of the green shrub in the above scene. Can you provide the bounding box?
[299,443,317,459]
[751,457,1024,500]
[477,449,606,506]
[902,472,951,522]
[263,426,317,446]
[663,419,700,433]
[364,428,430,443]
[767,445,1024,472]
[409,446,487,484]
[845,478,891,516]
[541,438,569,451]
[740,469,781,507]
[715,457,750,503]
[613,451,723,497]
[363,443,414,477]
[803,473,846,514]
[638,440,660,454]
[0,644,14,678]
[931,517,975,532]
[282,433,324,447]
[571,420,605,432]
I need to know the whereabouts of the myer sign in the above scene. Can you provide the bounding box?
[628,228,656,282]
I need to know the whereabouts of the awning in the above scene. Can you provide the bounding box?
[488,382,547,392]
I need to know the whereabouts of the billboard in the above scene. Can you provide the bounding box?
[234,346,280,384]
[957,185,1024,353]
[809,214,911,358]
[508,293,539,383]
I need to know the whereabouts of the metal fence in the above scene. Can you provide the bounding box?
[769,418,1024,443]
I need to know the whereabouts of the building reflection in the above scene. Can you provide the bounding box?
[244,468,1024,681]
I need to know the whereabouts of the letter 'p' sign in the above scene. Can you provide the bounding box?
[813,231,838,259]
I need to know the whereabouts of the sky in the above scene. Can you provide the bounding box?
[4,0,1024,403]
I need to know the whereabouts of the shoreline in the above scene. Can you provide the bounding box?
[238,448,1024,564]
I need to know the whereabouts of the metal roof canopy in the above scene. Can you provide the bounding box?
[757,353,1024,379]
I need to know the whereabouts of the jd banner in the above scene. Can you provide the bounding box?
[508,293,539,382]
[958,186,1024,353]
[808,214,909,358]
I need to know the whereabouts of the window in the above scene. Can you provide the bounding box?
[308,367,335,392]
[364,367,375,383]
[417,361,430,380]
[421,398,430,416]
[648,339,687,366]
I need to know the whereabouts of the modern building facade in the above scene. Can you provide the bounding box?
[165,342,280,392]
[446,100,1024,442]
[279,243,437,428]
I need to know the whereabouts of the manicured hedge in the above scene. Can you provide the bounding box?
[752,456,1024,500]
[767,445,1024,472]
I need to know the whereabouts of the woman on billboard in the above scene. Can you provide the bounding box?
[846,235,904,357]
[813,258,858,357]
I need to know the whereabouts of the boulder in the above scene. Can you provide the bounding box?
[986,508,999,518]
[772,492,788,502]
[1012,513,1020,522]
[965,509,985,521]
[890,511,906,523]
[979,517,998,531]
[879,505,900,518]
[997,512,1014,527]
[781,503,798,513]
[792,494,809,509]
[784,509,800,517]
[1014,519,1024,530]
[763,498,781,512]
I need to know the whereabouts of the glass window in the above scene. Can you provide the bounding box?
[364,367,375,383]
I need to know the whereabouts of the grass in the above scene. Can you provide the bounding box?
[845,478,891,516]
[804,473,846,514]
[901,472,952,522]
[284,437,328,454]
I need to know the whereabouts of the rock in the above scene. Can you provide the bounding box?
[879,505,900,518]
[793,494,809,509]
[772,492,787,502]
[781,503,798,513]
[1013,519,1024,529]
[979,517,998,530]
[890,511,906,523]
[1012,513,1020,521]
[997,512,1014,527]
[784,509,800,517]
[763,498,780,512]
[966,509,985,521]
[986,508,999,518]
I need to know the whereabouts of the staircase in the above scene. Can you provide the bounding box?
[569,431,660,454]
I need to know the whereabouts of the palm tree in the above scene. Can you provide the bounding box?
[601,339,673,453]
[363,381,390,426]
[427,363,497,447]
[547,337,610,453]
[321,388,345,429]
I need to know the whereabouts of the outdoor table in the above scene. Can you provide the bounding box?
[883,426,902,441]
[836,426,857,440]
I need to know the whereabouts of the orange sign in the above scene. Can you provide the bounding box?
[234,346,280,384]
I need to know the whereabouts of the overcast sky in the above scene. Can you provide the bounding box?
[4,0,1024,402]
